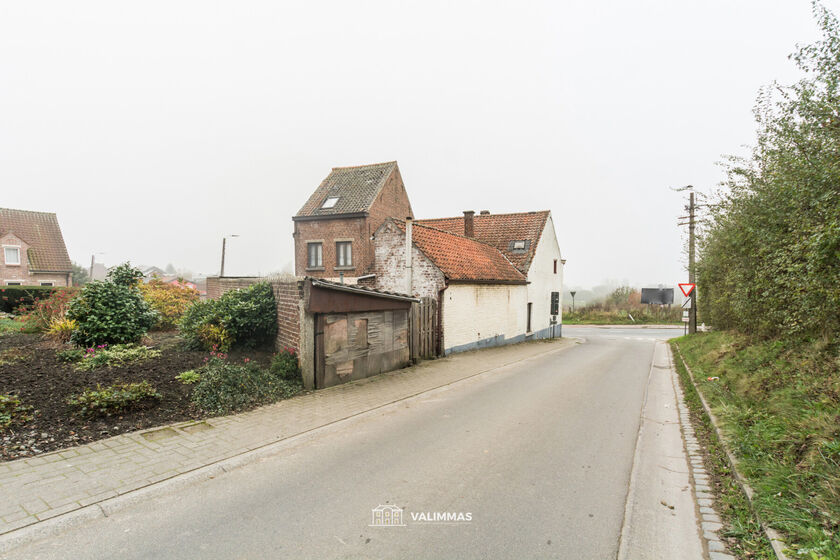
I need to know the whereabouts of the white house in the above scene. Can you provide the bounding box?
[372,209,564,355]
[417,210,565,339]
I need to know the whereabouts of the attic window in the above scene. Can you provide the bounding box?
[509,240,530,254]
[322,197,339,209]
[513,241,526,250]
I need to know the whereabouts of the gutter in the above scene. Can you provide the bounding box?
[292,212,368,222]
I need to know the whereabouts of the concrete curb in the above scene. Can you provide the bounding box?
[673,343,790,560]
[0,338,577,554]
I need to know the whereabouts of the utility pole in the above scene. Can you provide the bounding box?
[688,191,697,334]
[220,235,239,277]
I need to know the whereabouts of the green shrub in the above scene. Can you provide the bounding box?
[74,344,161,371]
[107,263,144,287]
[0,394,33,430]
[0,286,67,313]
[67,263,158,346]
[179,283,277,350]
[175,370,201,384]
[270,347,301,381]
[56,347,85,363]
[15,289,79,333]
[196,323,232,352]
[67,381,161,417]
[191,357,301,414]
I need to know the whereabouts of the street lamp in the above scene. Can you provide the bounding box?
[219,235,240,277]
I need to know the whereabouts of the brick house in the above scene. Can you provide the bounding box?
[0,208,73,287]
[293,161,413,281]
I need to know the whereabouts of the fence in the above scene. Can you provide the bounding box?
[410,297,439,361]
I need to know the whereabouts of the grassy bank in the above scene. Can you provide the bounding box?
[563,309,682,325]
[672,332,840,559]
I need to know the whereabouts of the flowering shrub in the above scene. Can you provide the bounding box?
[139,279,200,330]
[0,286,71,314]
[269,347,300,381]
[74,344,162,371]
[68,263,158,346]
[15,289,79,333]
[67,381,160,417]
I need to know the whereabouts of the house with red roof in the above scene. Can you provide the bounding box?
[372,211,563,354]
[0,208,73,287]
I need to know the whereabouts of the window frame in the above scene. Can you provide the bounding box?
[335,241,353,268]
[40,282,54,286]
[321,197,339,209]
[307,242,323,269]
[527,302,533,333]
[3,246,21,266]
[5,281,22,286]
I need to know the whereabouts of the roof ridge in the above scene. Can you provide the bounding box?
[394,219,526,280]
[0,207,58,216]
[417,210,550,221]
[331,161,397,171]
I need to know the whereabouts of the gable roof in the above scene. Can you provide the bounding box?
[416,211,550,274]
[389,219,526,284]
[0,208,72,272]
[295,161,398,219]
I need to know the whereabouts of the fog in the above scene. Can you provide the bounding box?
[1,1,834,287]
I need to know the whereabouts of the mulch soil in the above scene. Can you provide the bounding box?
[0,331,273,462]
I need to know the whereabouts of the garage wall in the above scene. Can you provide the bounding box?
[442,283,528,354]
[317,309,410,388]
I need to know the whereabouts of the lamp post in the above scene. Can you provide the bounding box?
[219,235,239,277]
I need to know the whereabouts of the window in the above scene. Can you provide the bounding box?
[5,282,21,286]
[307,242,323,268]
[553,259,558,274]
[336,241,352,267]
[3,247,20,265]
[527,302,533,333]
[40,282,54,286]
[509,240,529,253]
[513,240,526,250]
[321,197,339,209]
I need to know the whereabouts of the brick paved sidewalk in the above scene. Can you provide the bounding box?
[0,338,574,536]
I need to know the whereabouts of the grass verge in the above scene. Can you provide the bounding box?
[672,332,840,559]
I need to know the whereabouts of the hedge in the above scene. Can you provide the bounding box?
[0,286,77,314]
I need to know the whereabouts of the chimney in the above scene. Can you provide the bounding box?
[463,210,475,237]
[405,217,413,295]
[480,210,490,215]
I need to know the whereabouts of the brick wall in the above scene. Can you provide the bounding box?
[0,232,70,287]
[270,277,304,352]
[293,165,413,279]
[205,276,263,300]
[372,220,445,300]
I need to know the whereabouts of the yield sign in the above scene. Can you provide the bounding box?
[679,283,696,297]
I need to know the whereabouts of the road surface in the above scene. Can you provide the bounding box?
[7,326,693,559]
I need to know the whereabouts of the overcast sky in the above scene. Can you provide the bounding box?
[1,1,835,287]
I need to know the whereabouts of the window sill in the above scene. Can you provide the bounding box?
[306,266,325,271]
[334,266,356,271]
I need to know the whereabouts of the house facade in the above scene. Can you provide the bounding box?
[372,218,530,354]
[0,208,73,287]
[417,210,564,339]
[293,162,413,281]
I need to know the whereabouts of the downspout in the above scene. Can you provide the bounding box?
[405,216,413,296]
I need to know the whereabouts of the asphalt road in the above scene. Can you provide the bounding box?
[8,327,683,560]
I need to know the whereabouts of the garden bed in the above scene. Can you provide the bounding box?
[0,332,279,461]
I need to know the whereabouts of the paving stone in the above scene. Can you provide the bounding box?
[702,521,723,532]
[697,498,713,507]
[708,540,726,552]
[695,484,711,492]
[699,506,716,515]
[703,513,722,524]
[709,552,735,560]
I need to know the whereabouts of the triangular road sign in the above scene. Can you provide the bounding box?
[679,283,696,297]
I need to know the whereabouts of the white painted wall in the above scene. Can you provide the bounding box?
[526,213,564,336]
[442,283,528,353]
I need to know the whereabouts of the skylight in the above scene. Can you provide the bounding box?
[322,197,339,209]
[512,240,526,250]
